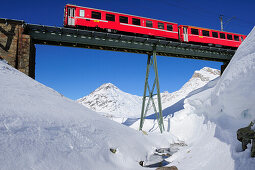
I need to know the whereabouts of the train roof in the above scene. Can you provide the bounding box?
[66,4,178,25]
[179,25,246,36]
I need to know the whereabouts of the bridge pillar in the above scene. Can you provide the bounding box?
[0,19,35,78]
[221,61,229,75]
[139,49,164,133]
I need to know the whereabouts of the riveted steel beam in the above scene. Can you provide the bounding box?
[24,24,235,62]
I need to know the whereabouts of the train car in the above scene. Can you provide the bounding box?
[179,25,246,48]
[63,4,246,48]
[63,4,179,40]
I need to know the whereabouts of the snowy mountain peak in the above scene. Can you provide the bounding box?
[78,67,220,118]
[77,83,141,118]
[192,67,220,81]
[97,83,118,91]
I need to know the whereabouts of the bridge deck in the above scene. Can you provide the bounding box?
[24,24,235,62]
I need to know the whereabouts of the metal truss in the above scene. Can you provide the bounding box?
[139,49,164,133]
[24,23,235,62]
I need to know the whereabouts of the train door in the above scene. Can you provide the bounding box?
[68,7,75,26]
[183,27,188,42]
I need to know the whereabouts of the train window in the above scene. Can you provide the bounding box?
[132,18,141,25]
[106,14,115,21]
[80,10,85,17]
[227,34,233,40]
[212,32,218,38]
[241,36,244,42]
[191,28,199,35]
[146,20,153,27]
[167,24,173,31]
[119,16,128,23]
[202,30,209,36]
[158,22,164,29]
[234,35,239,41]
[91,11,101,19]
[68,8,75,17]
[220,33,226,39]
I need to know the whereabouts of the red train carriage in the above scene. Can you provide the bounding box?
[63,4,246,48]
[179,25,246,48]
[64,4,179,40]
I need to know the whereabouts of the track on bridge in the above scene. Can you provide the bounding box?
[24,23,235,62]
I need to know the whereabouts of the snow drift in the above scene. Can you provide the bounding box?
[167,27,255,169]
[0,60,171,170]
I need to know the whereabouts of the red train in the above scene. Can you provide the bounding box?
[63,4,246,48]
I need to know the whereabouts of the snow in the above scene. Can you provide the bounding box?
[78,67,220,120]
[0,60,172,170]
[166,27,255,169]
[78,27,255,169]
[77,83,142,118]
[1,26,255,169]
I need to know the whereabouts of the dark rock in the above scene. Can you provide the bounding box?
[156,166,178,170]
[251,138,255,157]
[237,122,255,150]
[237,121,255,158]
[110,148,116,154]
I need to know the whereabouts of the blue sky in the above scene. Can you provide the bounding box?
[1,0,254,99]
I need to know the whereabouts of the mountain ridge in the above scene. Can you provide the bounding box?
[78,67,220,118]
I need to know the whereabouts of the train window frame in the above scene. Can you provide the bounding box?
[146,20,153,27]
[241,36,244,42]
[167,24,173,31]
[132,18,141,25]
[212,32,218,38]
[227,34,233,40]
[191,28,199,35]
[68,8,75,17]
[202,30,209,36]
[234,35,239,41]
[119,16,128,23]
[91,11,101,19]
[220,33,226,39]
[106,14,115,22]
[158,22,164,29]
[79,9,85,17]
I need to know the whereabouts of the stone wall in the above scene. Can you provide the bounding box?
[0,19,35,78]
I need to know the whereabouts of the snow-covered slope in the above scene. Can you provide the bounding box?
[164,27,255,169]
[161,67,220,109]
[77,83,142,118]
[0,60,171,170]
[78,67,220,118]
[130,27,255,169]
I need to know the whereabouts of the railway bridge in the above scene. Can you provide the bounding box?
[0,18,235,132]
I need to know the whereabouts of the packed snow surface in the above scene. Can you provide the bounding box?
[0,60,174,170]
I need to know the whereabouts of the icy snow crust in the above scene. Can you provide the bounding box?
[0,61,172,170]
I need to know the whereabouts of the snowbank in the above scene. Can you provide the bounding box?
[0,60,170,170]
[212,26,255,121]
[168,27,255,169]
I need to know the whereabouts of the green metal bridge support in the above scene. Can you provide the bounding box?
[139,48,165,133]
